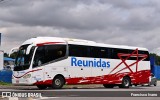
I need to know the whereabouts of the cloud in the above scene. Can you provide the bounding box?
[0,0,160,54]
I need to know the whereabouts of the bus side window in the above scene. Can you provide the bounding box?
[33,46,45,68]
[33,45,66,68]
[107,49,111,59]
[69,45,90,57]
[108,48,116,59]
[44,45,66,62]
[138,51,149,61]
[92,47,108,58]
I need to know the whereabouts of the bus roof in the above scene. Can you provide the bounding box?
[22,37,148,51]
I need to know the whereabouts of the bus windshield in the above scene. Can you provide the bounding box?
[14,44,35,71]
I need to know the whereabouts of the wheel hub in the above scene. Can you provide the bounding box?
[124,79,129,86]
[55,79,61,86]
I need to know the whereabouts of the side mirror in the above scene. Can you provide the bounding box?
[26,45,32,55]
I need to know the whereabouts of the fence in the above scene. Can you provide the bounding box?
[0,69,12,83]
[150,56,160,79]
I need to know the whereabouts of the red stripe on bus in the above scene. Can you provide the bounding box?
[13,69,42,78]
[33,70,150,85]
[37,42,64,46]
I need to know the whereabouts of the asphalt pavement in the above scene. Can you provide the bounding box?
[0,81,160,100]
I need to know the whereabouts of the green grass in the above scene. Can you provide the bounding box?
[0,81,12,86]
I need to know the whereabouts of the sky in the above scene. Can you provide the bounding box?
[0,0,160,54]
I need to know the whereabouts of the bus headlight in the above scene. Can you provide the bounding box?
[23,74,31,79]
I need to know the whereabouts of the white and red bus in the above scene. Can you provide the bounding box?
[12,37,151,89]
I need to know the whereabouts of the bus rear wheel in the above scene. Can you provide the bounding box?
[103,84,114,88]
[119,76,131,88]
[154,81,157,86]
[37,85,47,89]
[52,76,65,89]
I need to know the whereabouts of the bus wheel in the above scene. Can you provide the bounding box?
[52,76,65,89]
[103,84,114,88]
[37,85,47,89]
[119,76,131,88]
[134,84,138,86]
[154,81,157,86]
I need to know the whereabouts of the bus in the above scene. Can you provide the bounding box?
[12,37,151,89]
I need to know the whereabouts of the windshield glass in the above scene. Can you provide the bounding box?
[14,44,35,71]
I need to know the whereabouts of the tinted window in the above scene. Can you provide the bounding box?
[91,47,108,58]
[33,45,66,68]
[139,51,149,61]
[110,48,118,59]
[69,45,90,57]
[68,44,149,61]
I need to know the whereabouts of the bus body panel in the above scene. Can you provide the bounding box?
[13,57,150,85]
[12,37,151,87]
[12,69,33,85]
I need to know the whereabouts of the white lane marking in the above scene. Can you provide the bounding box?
[8,97,19,100]
[33,97,59,100]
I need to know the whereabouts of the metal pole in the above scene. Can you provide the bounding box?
[0,33,1,46]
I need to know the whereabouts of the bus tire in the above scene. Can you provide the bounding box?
[52,75,65,89]
[119,76,131,88]
[37,85,47,89]
[134,84,138,86]
[154,81,157,86]
[103,84,114,88]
